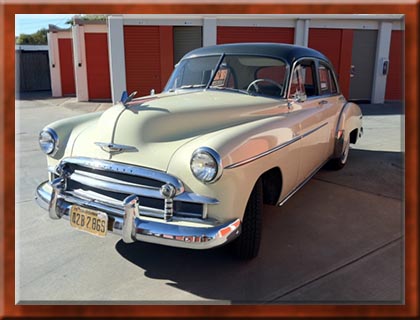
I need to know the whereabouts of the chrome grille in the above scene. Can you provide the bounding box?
[54,157,215,220]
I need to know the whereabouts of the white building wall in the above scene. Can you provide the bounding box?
[47,32,62,97]
[371,21,393,104]
[108,16,127,104]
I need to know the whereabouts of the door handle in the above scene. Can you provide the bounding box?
[318,100,328,106]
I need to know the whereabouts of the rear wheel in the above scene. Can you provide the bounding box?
[329,133,350,170]
[230,178,263,260]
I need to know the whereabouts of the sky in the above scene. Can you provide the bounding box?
[15,14,78,36]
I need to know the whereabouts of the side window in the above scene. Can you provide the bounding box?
[289,60,317,98]
[318,63,338,95]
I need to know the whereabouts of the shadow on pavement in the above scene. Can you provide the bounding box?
[359,102,403,116]
[116,149,403,303]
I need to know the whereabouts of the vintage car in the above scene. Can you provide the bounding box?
[36,43,362,259]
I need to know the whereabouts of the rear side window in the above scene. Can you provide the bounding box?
[318,63,338,95]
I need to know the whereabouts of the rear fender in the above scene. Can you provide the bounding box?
[333,102,362,158]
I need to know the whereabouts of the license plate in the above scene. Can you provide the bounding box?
[70,205,108,237]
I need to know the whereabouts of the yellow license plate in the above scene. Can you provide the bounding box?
[70,205,108,237]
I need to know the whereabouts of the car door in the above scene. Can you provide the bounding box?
[316,61,344,157]
[288,59,331,183]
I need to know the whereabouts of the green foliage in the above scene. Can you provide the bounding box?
[16,28,48,45]
[65,14,108,25]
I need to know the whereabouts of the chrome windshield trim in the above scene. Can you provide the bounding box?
[225,122,328,169]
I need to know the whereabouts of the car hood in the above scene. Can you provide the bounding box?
[71,90,289,172]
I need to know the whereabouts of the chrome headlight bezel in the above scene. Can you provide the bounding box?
[39,128,59,156]
[190,147,223,184]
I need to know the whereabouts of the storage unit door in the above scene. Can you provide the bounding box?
[124,26,161,96]
[349,30,378,101]
[308,28,353,99]
[217,27,294,44]
[18,51,51,92]
[173,26,202,64]
[85,33,111,100]
[385,30,403,101]
[58,38,76,96]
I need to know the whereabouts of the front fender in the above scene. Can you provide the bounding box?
[166,115,301,223]
[42,112,104,162]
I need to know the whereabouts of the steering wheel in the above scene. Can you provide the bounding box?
[246,78,283,94]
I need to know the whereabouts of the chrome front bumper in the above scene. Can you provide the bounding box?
[36,180,241,249]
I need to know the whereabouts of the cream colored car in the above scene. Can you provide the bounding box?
[36,43,362,259]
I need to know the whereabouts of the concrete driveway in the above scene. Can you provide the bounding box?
[15,92,404,304]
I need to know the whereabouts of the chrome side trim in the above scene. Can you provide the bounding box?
[278,158,330,206]
[225,122,328,170]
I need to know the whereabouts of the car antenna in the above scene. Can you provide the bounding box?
[121,90,138,107]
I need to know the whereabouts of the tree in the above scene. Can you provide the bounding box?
[65,14,108,25]
[16,28,48,45]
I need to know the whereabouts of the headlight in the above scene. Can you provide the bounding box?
[39,128,58,155]
[190,147,223,183]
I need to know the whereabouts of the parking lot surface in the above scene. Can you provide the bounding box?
[15,92,404,304]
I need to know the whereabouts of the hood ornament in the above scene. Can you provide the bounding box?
[94,142,138,155]
[121,90,138,108]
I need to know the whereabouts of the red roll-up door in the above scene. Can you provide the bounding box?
[385,30,403,101]
[58,38,76,96]
[309,28,353,99]
[124,26,161,96]
[85,33,111,100]
[217,27,294,44]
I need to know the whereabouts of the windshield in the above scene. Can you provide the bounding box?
[164,55,289,98]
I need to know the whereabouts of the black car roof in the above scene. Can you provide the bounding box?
[182,42,330,65]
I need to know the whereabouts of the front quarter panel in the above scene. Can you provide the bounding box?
[167,113,302,223]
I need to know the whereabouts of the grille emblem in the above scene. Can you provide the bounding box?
[94,142,138,155]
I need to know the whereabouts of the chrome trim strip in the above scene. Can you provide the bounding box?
[278,158,330,206]
[225,122,328,170]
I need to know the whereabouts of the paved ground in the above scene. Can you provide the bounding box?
[15,91,404,304]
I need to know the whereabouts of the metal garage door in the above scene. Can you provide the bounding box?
[308,28,353,99]
[85,33,111,100]
[173,26,202,64]
[16,50,51,92]
[124,26,161,96]
[349,30,378,101]
[385,30,403,101]
[58,38,76,96]
[217,27,294,44]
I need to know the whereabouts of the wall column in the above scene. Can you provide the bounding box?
[371,21,392,104]
[203,17,217,46]
[72,25,89,102]
[294,19,309,47]
[108,15,127,103]
[47,32,62,97]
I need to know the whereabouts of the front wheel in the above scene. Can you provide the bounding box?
[229,178,263,260]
